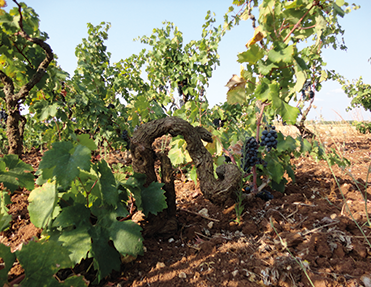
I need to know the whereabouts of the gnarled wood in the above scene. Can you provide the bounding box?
[131,117,242,205]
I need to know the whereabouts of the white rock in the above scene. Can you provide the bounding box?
[207,221,214,229]
[156,262,165,269]
[179,272,187,278]
[361,274,371,287]
[232,270,238,277]
[198,208,209,217]
[168,238,174,243]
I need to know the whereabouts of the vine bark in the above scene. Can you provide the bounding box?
[130,117,242,235]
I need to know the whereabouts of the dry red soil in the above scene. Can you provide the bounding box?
[1,129,371,287]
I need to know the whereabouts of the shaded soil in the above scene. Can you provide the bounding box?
[1,133,371,286]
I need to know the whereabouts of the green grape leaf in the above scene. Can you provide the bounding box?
[35,167,55,186]
[237,44,264,64]
[271,95,300,125]
[332,3,345,18]
[39,142,91,189]
[95,210,143,257]
[52,204,90,228]
[38,103,59,121]
[168,144,186,165]
[268,45,295,63]
[97,160,118,207]
[57,225,92,265]
[90,225,122,282]
[226,82,246,105]
[0,243,16,285]
[16,240,74,287]
[121,173,146,210]
[286,165,295,182]
[76,134,97,151]
[257,60,279,75]
[299,137,312,153]
[0,213,11,232]
[267,157,285,184]
[271,177,288,193]
[108,218,143,257]
[0,154,35,192]
[28,181,59,228]
[141,181,167,216]
[277,134,297,152]
[189,165,197,186]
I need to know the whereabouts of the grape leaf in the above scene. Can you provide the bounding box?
[267,157,285,184]
[16,240,85,287]
[57,225,92,265]
[237,44,264,64]
[0,154,34,192]
[39,102,59,121]
[141,181,167,216]
[76,134,97,151]
[52,204,90,228]
[0,212,11,232]
[299,137,312,153]
[28,181,59,228]
[332,3,345,17]
[39,142,91,189]
[90,225,122,282]
[121,173,146,210]
[97,160,118,207]
[0,243,16,285]
[271,95,300,125]
[268,45,295,63]
[226,82,246,105]
[277,134,297,152]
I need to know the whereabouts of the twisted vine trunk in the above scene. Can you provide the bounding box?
[0,2,54,157]
[130,117,242,236]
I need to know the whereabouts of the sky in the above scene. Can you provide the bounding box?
[4,0,371,121]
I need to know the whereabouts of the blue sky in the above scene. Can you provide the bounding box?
[5,0,371,121]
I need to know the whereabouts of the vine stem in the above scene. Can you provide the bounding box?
[283,0,319,43]
[252,102,269,193]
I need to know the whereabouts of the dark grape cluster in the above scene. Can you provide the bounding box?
[241,137,264,173]
[212,118,227,128]
[243,186,274,201]
[224,155,232,163]
[159,85,168,93]
[106,103,115,109]
[256,189,274,201]
[121,130,130,149]
[200,87,205,98]
[0,109,8,127]
[301,81,315,100]
[260,125,278,152]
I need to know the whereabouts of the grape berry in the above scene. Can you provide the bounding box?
[121,130,130,149]
[213,118,227,129]
[301,81,315,100]
[243,185,274,201]
[0,109,8,127]
[241,137,265,173]
[260,125,278,152]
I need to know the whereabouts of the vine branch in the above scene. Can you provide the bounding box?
[283,0,319,43]
[12,0,54,103]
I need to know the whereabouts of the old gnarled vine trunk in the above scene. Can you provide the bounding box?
[130,116,242,236]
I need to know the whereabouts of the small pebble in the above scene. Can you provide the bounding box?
[156,262,165,269]
[198,208,209,217]
[179,272,187,278]
[361,274,371,287]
